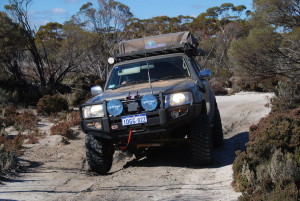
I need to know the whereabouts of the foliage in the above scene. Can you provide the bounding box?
[51,111,81,127]
[50,121,74,139]
[233,108,300,200]
[13,110,38,131]
[49,110,80,139]
[62,75,100,107]
[271,80,300,112]
[229,4,300,82]
[37,95,68,115]
[25,130,40,144]
[231,76,278,93]
[210,78,229,95]
[252,0,300,30]
[0,106,17,127]
[0,134,24,176]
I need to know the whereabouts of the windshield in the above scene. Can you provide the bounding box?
[106,56,190,90]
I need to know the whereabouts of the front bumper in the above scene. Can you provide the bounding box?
[81,104,202,140]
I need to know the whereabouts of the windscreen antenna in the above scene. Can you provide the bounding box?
[143,35,153,94]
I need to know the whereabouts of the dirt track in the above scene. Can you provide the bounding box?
[1,92,273,201]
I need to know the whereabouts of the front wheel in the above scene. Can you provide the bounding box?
[85,135,114,175]
[212,104,224,147]
[190,114,212,165]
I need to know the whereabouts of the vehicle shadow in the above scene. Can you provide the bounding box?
[123,132,249,169]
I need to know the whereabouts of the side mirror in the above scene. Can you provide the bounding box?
[199,69,212,79]
[91,86,103,96]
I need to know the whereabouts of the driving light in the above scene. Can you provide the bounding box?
[141,94,158,111]
[108,57,115,64]
[82,104,104,119]
[165,92,192,108]
[107,99,123,116]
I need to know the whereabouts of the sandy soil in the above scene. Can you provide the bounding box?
[0,92,273,201]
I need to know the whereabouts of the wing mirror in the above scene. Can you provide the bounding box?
[198,69,212,79]
[91,86,103,96]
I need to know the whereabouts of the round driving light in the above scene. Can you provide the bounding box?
[107,99,123,116]
[141,94,158,111]
[108,57,115,64]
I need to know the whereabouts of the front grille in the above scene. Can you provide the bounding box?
[120,94,162,116]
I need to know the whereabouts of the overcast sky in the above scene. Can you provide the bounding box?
[0,0,253,28]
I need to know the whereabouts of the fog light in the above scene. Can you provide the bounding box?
[171,111,179,118]
[95,122,102,129]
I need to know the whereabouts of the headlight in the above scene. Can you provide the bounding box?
[107,99,123,116]
[82,104,104,119]
[165,92,193,108]
[141,94,158,111]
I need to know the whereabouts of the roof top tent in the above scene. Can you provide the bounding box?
[116,32,204,62]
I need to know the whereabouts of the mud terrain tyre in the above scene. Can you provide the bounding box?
[212,105,224,147]
[85,135,114,174]
[190,114,212,165]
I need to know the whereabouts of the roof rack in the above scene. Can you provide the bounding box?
[115,32,202,62]
[115,44,198,62]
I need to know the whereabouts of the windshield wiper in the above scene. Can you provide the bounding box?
[109,80,147,90]
[152,75,188,82]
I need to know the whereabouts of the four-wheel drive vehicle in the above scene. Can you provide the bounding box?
[80,32,223,174]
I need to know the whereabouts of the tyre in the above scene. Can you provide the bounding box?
[190,114,212,165]
[85,135,114,174]
[212,104,224,147]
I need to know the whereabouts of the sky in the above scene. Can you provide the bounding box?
[0,0,253,28]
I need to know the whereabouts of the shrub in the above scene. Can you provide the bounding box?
[37,95,68,115]
[231,76,278,93]
[233,108,300,200]
[210,77,231,95]
[25,130,40,144]
[13,111,38,131]
[0,106,17,127]
[65,111,80,127]
[49,111,81,127]
[50,121,74,139]
[271,80,300,113]
[0,134,24,176]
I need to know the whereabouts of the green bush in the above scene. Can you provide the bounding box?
[37,95,69,115]
[233,108,300,200]
[271,81,300,113]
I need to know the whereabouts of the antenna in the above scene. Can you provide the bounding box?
[142,35,153,94]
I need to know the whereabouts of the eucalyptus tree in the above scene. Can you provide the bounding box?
[229,0,300,82]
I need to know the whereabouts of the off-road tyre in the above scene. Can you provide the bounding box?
[85,135,114,175]
[190,114,212,165]
[212,105,224,147]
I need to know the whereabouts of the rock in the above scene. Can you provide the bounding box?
[4,126,19,139]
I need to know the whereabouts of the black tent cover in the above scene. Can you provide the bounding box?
[118,32,199,55]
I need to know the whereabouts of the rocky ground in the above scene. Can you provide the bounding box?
[0,92,273,201]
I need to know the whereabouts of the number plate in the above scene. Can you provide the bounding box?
[121,114,147,126]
